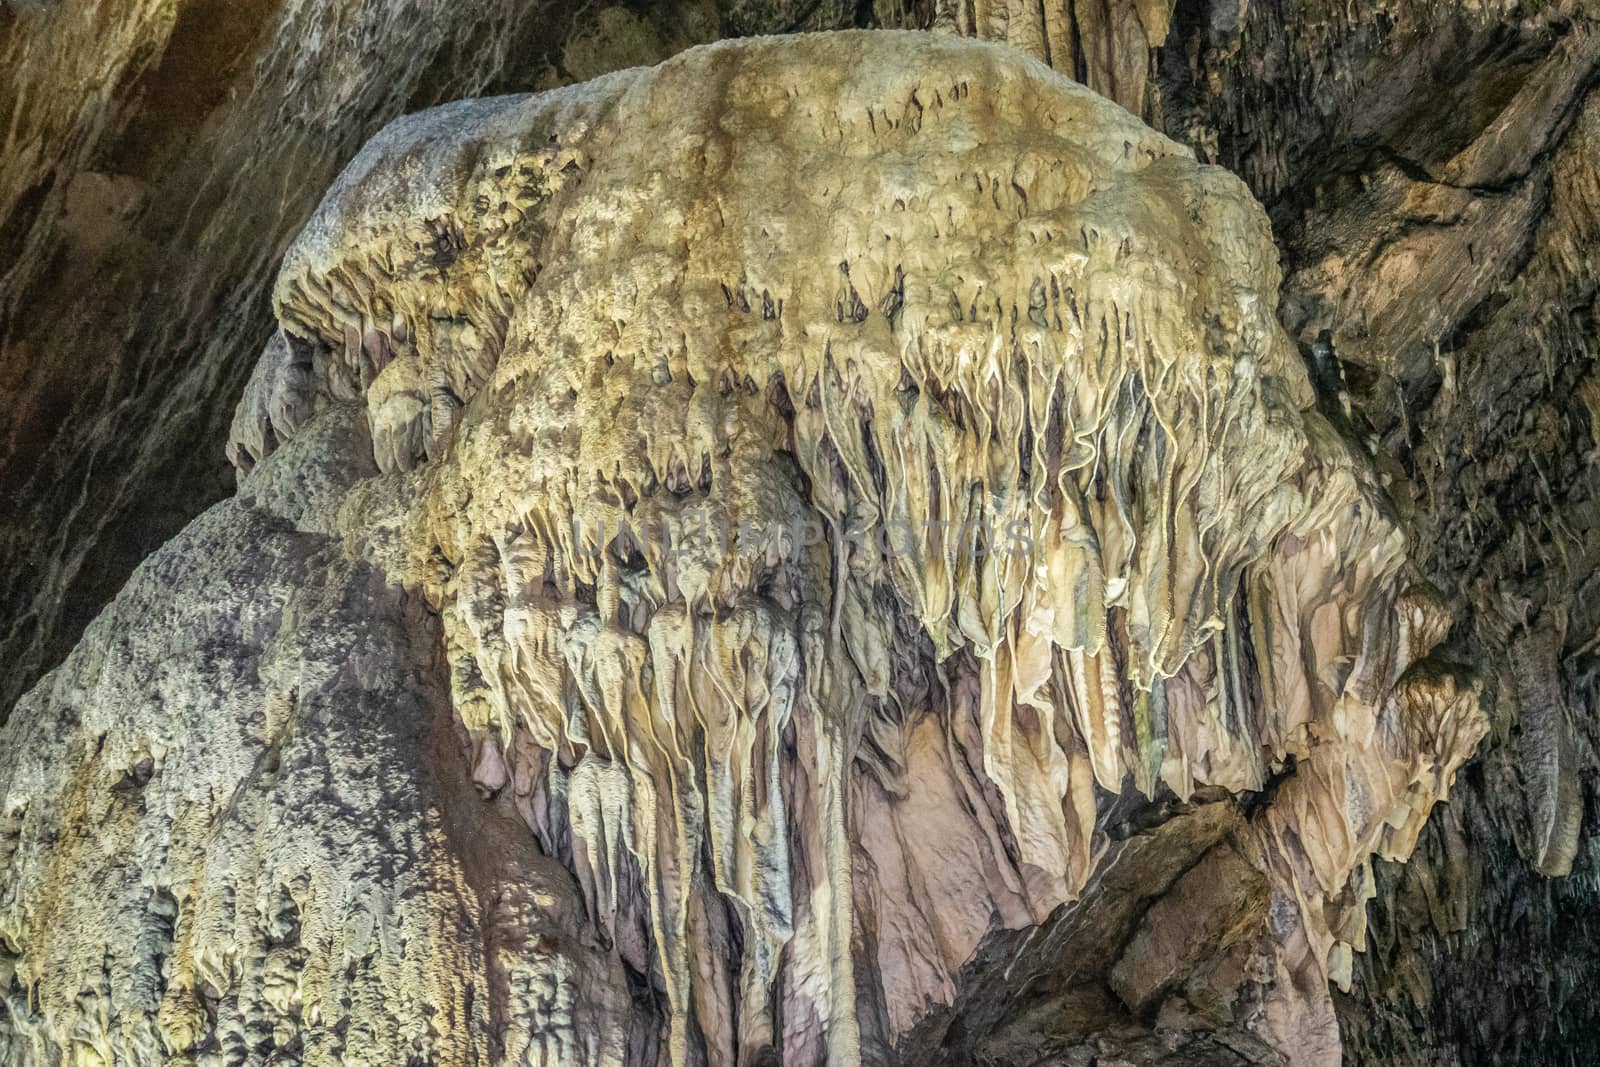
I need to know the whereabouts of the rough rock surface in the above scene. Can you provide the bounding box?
[930,3,1600,1059]
[2,34,1488,1066]
[8,0,1600,1063]
[0,0,867,729]
[1146,6,1600,1063]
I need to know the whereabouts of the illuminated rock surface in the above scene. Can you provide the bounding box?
[0,34,1491,1066]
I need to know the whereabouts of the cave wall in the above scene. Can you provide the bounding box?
[1159,5,1600,1061]
[3,0,1599,1063]
[959,1,1600,1058]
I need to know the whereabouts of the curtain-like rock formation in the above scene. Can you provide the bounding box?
[1,34,1485,1066]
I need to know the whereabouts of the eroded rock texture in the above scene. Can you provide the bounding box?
[2,34,1488,1066]
[925,3,1600,1059]
[1145,6,1600,1063]
[0,0,876,729]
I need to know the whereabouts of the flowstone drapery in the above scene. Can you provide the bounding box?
[3,33,1483,1066]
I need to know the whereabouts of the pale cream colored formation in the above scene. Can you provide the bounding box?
[2,32,1483,1066]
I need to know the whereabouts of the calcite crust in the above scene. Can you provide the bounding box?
[3,33,1483,1067]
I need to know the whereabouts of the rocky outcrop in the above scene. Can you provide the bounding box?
[0,34,1486,1065]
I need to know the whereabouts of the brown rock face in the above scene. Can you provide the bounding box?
[1,34,1486,1066]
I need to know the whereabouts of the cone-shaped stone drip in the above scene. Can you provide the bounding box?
[3,32,1483,1067]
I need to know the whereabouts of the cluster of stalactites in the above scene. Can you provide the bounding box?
[229,36,1486,1063]
[407,276,1462,1062]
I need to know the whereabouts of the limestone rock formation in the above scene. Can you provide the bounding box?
[1136,7,1600,1061]
[1,34,1487,1066]
[0,0,864,734]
